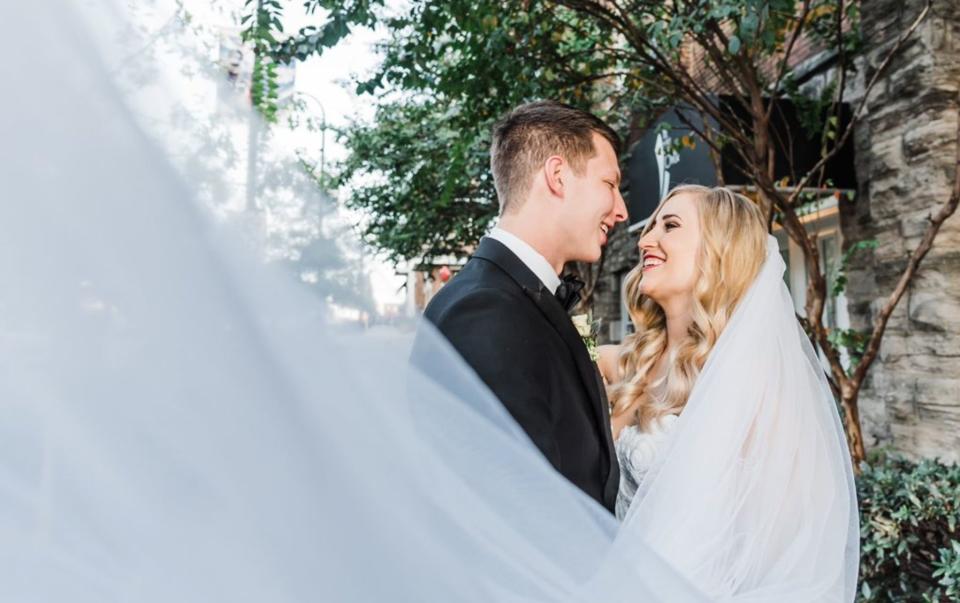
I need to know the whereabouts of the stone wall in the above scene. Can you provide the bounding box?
[843,0,960,461]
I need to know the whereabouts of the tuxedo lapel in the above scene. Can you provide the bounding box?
[473,240,602,409]
[522,286,619,503]
[523,286,604,413]
[472,237,618,505]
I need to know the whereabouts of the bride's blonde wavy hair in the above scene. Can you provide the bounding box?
[609,185,767,429]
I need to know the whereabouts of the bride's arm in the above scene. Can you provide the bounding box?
[596,344,622,385]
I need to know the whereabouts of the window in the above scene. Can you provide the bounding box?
[818,232,840,329]
[780,245,791,290]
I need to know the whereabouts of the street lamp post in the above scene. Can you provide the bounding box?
[295,91,327,190]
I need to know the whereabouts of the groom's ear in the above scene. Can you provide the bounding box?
[544,155,566,199]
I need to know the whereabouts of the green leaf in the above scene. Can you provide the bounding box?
[728,35,741,54]
[740,13,759,39]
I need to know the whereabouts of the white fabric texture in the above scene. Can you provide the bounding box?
[615,415,679,520]
[0,3,701,602]
[617,236,860,602]
[0,1,857,601]
[487,227,563,293]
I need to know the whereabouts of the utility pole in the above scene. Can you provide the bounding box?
[245,108,260,211]
[296,91,327,190]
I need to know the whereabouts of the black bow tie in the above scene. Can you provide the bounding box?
[554,274,585,312]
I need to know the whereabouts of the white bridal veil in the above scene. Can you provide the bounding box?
[620,235,860,601]
[0,1,857,601]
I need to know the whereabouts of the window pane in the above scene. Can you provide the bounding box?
[819,234,839,329]
[779,247,791,291]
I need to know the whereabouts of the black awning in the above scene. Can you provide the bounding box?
[625,97,857,226]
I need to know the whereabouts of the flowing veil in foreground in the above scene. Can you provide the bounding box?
[0,2,857,601]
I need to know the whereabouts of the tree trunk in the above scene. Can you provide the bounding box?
[840,386,867,466]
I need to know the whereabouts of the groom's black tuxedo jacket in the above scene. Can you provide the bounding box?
[421,237,620,513]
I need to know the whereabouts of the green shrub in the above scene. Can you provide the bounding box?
[857,453,960,602]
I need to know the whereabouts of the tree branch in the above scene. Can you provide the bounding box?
[764,0,812,123]
[787,0,932,207]
[554,0,757,152]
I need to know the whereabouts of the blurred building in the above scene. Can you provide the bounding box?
[218,27,296,104]
[399,258,465,317]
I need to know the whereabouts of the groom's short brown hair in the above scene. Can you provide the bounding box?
[490,100,621,214]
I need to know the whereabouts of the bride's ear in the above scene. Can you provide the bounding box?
[543,155,565,198]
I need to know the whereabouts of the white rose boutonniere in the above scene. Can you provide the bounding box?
[571,313,600,363]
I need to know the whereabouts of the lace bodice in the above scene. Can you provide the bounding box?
[614,414,679,520]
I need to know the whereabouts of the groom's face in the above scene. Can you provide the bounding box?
[558,133,628,263]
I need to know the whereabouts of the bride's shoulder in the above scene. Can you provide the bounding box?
[597,344,622,384]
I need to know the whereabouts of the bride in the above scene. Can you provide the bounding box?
[601,184,771,517]
[0,1,858,601]
[604,184,859,599]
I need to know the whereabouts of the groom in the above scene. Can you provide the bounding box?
[422,100,627,513]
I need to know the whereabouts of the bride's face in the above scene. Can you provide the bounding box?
[637,193,701,305]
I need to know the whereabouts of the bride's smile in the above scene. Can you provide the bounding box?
[637,192,702,307]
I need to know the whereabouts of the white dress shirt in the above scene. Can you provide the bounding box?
[487,227,562,294]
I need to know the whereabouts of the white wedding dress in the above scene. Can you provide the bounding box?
[0,1,859,601]
[615,414,679,520]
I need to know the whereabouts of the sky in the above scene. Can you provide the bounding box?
[281,11,409,311]
[284,3,405,312]
[173,0,408,312]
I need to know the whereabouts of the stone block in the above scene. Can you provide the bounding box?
[902,114,959,163]
[909,196,955,227]
[909,290,954,330]
[913,437,959,463]
[871,229,907,260]
[845,270,878,304]
[878,331,910,361]
[861,402,893,447]
[914,374,960,398]
[867,135,905,180]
